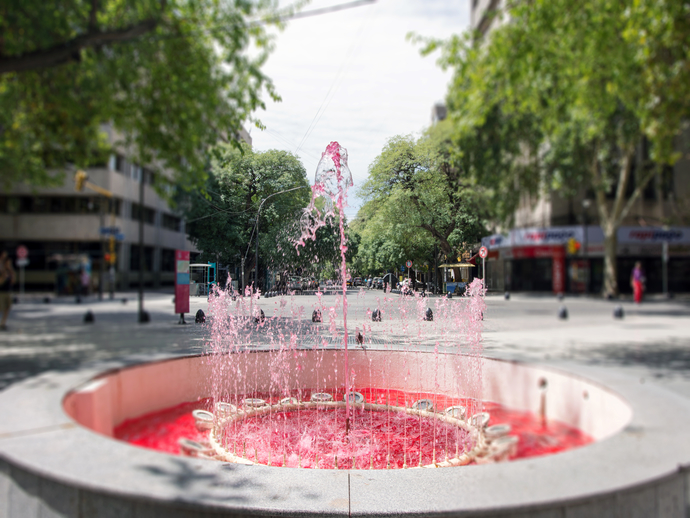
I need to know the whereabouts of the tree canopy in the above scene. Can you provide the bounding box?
[355,121,489,279]
[0,0,289,191]
[424,0,690,295]
[181,143,346,289]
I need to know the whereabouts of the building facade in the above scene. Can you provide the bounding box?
[0,154,192,294]
[469,1,690,294]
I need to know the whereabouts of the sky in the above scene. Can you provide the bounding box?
[250,0,471,220]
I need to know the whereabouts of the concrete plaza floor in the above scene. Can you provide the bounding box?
[0,289,689,403]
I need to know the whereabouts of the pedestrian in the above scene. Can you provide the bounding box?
[80,268,90,298]
[0,250,16,331]
[630,261,645,304]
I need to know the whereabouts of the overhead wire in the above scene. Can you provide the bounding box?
[294,0,378,155]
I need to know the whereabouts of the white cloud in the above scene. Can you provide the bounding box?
[251,0,470,218]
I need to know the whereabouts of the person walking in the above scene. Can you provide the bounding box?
[0,250,16,331]
[630,261,645,304]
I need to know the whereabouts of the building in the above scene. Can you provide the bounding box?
[469,1,690,295]
[0,126,253,295]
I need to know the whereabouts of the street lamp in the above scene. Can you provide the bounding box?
[242,185,309,294]
[582,198,591,294]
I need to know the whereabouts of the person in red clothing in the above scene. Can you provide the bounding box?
[630,261,645,304]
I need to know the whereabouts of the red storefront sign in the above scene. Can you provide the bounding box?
[175,250,190,315]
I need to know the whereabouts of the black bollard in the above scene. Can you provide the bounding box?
[613,305,624,319]
[312,309,322,323]
[138,311,150,323]
[195,309,206,324]
[43,297,50,304]
[557,292,564,301]
[558,306,568,320]
[121,298,128,304]
[83,310,94,323]
[424,308,433,321]
[504,292,510,301]
[447,292,453,299]
[254,309,265,324]
[372,309,382,322]
[12,296,18,304]
[356,332,364,345]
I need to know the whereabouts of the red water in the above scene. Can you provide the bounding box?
[114,389,593,467]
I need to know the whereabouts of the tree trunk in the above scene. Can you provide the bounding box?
[602,223,618,297]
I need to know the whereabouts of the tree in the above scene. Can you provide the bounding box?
[0,0,288,191]
[356,122,489,281]
[183,143,310,288]
[431,0,689,296]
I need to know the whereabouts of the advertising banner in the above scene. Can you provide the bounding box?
[175,250,190,315]
[618,227,690,245]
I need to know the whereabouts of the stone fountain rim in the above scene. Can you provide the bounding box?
[2,351,690,516]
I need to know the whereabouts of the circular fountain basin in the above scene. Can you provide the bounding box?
[2,350,690,517]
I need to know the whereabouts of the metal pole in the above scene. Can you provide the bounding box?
[255,215,259,294]
[662,239,669,297]
[99,199,105,301]
[482,256,486,285]
[241,257,245,294]
[138,169,147,322]
[20,266,25,299]
[582,199,590,294]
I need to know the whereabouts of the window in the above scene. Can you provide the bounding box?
[161,249,176,272]
[114,154,126,174]
[131,203,156,225]
[129,245,154,272]
[162,213,181,232]
[142,168,156,185]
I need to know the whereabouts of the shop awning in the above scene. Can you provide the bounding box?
[438,263,476,268]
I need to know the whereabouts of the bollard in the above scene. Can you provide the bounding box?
[447,292,453,299]
[43,297,50,304]
[254,309,265,324]
[557,292,564,301]
[356,332,364,345]
[312,309,322,323]
[558,306,568,320]
[613,305,624,319]
[83,310,94,323]
[121,298,128,304]
[504,292,510,301]
[424,308,433,321]
[372,309,382,322]
[138,311,150,323]
[195,309,206,324]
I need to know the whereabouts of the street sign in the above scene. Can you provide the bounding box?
[479,246,488,259]
[16,245,28,259]
[115,233,125,241]
[16,258,29,268]
[100,227,121,236]
[405,260,412,268]
[401,265,405,273]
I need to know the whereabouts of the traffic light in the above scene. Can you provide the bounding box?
[74,170,88,191]
[567,237,581,255]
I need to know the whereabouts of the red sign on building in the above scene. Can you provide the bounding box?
[175,250,190,315]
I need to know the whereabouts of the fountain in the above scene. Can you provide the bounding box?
[2,143,690,516]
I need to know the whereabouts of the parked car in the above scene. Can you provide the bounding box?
[288,276,302,292]
[353,277,362,287]
[372,277,383,289]
[301,277,319,291]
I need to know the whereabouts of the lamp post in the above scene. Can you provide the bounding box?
[582,198,591,294]
[243,185,310,295]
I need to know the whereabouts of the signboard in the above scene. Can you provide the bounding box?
[99,227,121,236]
[618,227,690,245]
[175,250,190,315]
[479,247,488,259]
[16,258,29,268]
[405,260,412,268]
[16,245,28,259]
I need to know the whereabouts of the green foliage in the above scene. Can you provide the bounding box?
[183,143,310,286]
[431,0,690,294]
[355,121,489,276]
[0,0,285,192]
